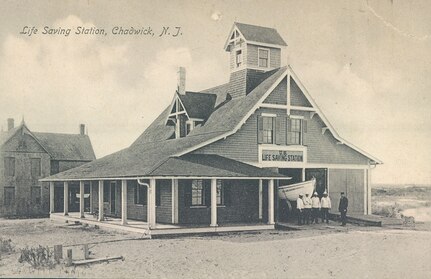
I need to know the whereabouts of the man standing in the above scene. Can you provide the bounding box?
[311,192,321,224]
[296,194,304,225]
[338,192,348,226]
[303,193,312,225]
[321,191,331,223]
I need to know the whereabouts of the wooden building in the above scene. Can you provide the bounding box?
[0,119,95,217]
[41,23,381,235]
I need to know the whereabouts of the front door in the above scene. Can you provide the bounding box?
[110,182,116,214]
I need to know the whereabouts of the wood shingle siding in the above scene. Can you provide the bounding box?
[263,77,287,104]
[290,78,313,107]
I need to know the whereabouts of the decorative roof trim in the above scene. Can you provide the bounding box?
[223,25,246,51]
[287,65,383,164]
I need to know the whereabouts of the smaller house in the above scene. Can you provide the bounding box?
[0,118,96,217]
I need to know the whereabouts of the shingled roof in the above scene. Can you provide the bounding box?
[1,123,95,161]
[177,92,217,119]
[42,67,288,181]
[34,132,96,161]
[235,22,287,46]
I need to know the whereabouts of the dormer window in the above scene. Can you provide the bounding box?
[258,48,269,68]
[236,50,242,67]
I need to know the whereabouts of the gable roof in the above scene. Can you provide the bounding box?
[224,22,287,50]
[177,92,217,119]
[1,122,95,161]
[33,132,96,161]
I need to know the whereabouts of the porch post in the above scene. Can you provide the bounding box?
[258,179,263,220]
[79,181,85,218]
[148,178,156,228]
[49,182,54,213]
[121,180,127,225]
[89,182,94,214]
[98,180,104,221]
[172,179,179,224]
[210,178,218,227]
[268,179,275,225]
[64,182,69,216]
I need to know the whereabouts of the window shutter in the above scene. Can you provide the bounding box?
[257,116,264,143]
[302,119,308,146]
[275,117,283,145]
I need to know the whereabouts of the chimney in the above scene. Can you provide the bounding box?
[7,118,14,131]
[177,67,186,95]
[79,124,85,135]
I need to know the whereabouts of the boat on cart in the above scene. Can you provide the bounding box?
[278,178,316,202]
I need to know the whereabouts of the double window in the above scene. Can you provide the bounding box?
[258,115,307,145]
[191,179,224,206]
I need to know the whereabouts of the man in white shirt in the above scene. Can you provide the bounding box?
[321,191,332,224]
[303,193,312,225]
[311,192,321,224]
[296,194,304,225]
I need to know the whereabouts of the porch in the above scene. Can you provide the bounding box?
[50,212,275,237]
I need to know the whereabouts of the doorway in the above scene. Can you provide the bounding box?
[110,182,116,214]
[305,168,327,197]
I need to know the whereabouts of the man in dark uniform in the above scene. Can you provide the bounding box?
[338,192,348,226]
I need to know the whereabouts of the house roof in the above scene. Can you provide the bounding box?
[33,132,96,161]
[177,92,217,119]
[0,123,95,161]
[234,22,287,46]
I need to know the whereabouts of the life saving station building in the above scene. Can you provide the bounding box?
[42,23,381,235]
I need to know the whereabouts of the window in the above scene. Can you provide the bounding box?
[31,158,41,177]
[4,187,15,206]
[258,48,269,68]
[216,180,224,206]
[262,116,274,144]
[191,179,205,206]
[134,184,147,205]
[31,186,41,204]
[103,183,110,202]
[4,157,15,177]
[287,118,303,145]
[236,49,242,67]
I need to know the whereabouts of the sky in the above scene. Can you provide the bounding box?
[0,0,430,185]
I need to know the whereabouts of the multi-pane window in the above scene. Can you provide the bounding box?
[191,179,205,206]
[262,117,274,144]
[216,180,224,206]
[287,118,302,145]
[4,187,15,206]
[134,184,147,205]
[258,49,269,68]
[31,186,41,204]
[4,157,15,177]
[236,50,242,67]
[31,158,41,177]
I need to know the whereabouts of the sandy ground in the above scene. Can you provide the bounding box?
[1,219,430,278]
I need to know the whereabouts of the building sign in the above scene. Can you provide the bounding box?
[262,150,304,162]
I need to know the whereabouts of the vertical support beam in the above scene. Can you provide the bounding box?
[64,182,69,216]
[268,179,275,225]
[121,180,128,225]
[98,180,104,221]
[210,178,218,227]
[367,168,372,215]
[258,179,263,221]
[148,178,156,228]
[49,182,54,214]
[89,182,94,214]
[79,181,85,218]
[171,179,179,224]
[364,169,367,215]
[287,70,291,115]
[302,168,306,182]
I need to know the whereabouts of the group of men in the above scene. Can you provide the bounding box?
[296,191,349,226]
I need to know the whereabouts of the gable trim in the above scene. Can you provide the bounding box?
[2,124,52,157]
[287,65,382,164]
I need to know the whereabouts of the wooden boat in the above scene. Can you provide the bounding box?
[278,178,316,202]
